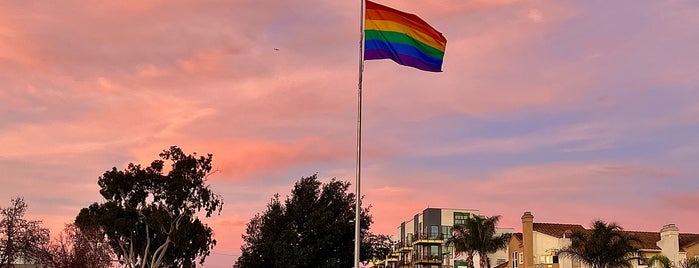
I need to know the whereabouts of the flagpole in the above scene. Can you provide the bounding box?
[354,0,365,267]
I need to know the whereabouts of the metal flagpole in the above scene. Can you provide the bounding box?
[354,0,366,267]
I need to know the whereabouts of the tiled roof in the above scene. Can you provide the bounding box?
[513,233,523,241]
[510,233,523,247]
[532,224,699,251]
[624,231,660,250]
[533,223,586,238]
[679,233,699,249]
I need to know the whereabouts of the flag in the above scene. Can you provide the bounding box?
[364,0,447,72]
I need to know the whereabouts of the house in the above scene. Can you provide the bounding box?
[506,212,699,268]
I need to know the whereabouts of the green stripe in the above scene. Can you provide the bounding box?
[365,30,444,59]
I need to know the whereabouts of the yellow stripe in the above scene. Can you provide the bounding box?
[366,19,446,49]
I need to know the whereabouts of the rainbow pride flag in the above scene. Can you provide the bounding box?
[364,0,446,72]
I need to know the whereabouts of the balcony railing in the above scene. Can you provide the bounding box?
[396,240,413,251]
[412,252,442,264]
[413,232,444,244]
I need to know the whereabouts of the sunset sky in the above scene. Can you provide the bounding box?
[2,0,699,267]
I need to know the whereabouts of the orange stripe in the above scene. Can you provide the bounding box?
[366,1,446,44]
[365,9,445,44]
[365,20,446,50]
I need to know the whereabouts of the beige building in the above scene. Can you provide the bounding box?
[507,212,699,268]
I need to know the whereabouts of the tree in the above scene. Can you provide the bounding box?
[75,146,223,268]
[236,174,374,268]
[446,214,511,268]
[36,224,113,268]
[678,258,699,268]
[0,197,50,267]
[362,233,393,266]
[647,254,674,268]
[447,224,475,268]
[559,220,641,268]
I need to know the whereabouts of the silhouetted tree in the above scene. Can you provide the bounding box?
[236,174,373,268]
[37,224,113,268]
[362,233,393,266]
[559,220,641,268]
[0,197,50,267]
[76,146,223,268]
[447,223,476,268]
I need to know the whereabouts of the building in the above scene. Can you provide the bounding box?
[379,208,514,268]
[507,212,699,268]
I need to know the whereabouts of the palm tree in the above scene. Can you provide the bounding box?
[447,224,476,268]
[678,257,699,268]
[647,254,674,268]
[446,215,512,268]
[559,220,642,268]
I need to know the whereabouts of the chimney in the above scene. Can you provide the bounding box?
[658,224,680,264]
[522,212,534,268]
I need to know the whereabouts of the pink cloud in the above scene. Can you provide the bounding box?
[662,193,699,212]
[127,137,353,181]
[360,161,689,236]
[2,1,699,266]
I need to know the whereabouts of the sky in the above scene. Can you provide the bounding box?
[1,0,699,266]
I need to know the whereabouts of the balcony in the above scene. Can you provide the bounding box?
[397,240,413,252]
[412,252,442,264]
[413,232,443,245]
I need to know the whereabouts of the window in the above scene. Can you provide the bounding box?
[430,225,439,239]
[442,226,453,240]
[430,245,439,256]
[519,253,524,264]
[513,251,519,268]
[454,212,470,225]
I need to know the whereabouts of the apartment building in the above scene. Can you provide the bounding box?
[377,208,513,268]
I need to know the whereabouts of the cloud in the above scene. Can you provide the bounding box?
[127,137,353,181]
[2,1,699,265]
[661,192,699,212]
[528,9,544,23]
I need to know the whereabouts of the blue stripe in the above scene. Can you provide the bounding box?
[365,38,443,69]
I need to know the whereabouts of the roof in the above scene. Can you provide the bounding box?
[531,223,699,252]
[533,223,586,238]
[493,261,510,268]
[512,233,523,241]
[679,233,699,249]
[624,231,661,250]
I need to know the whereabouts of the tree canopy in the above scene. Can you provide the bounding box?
[37,224,113,268]
[236,174,375,268]
[560,220,641,268]
[0,197,50,267]
[363,233,393,266]
[75,146,223,268]
[647,254,674,268]
[678,257,699,268]
[646,254,699,268]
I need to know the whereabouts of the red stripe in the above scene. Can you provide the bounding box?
[366,1,446,44]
